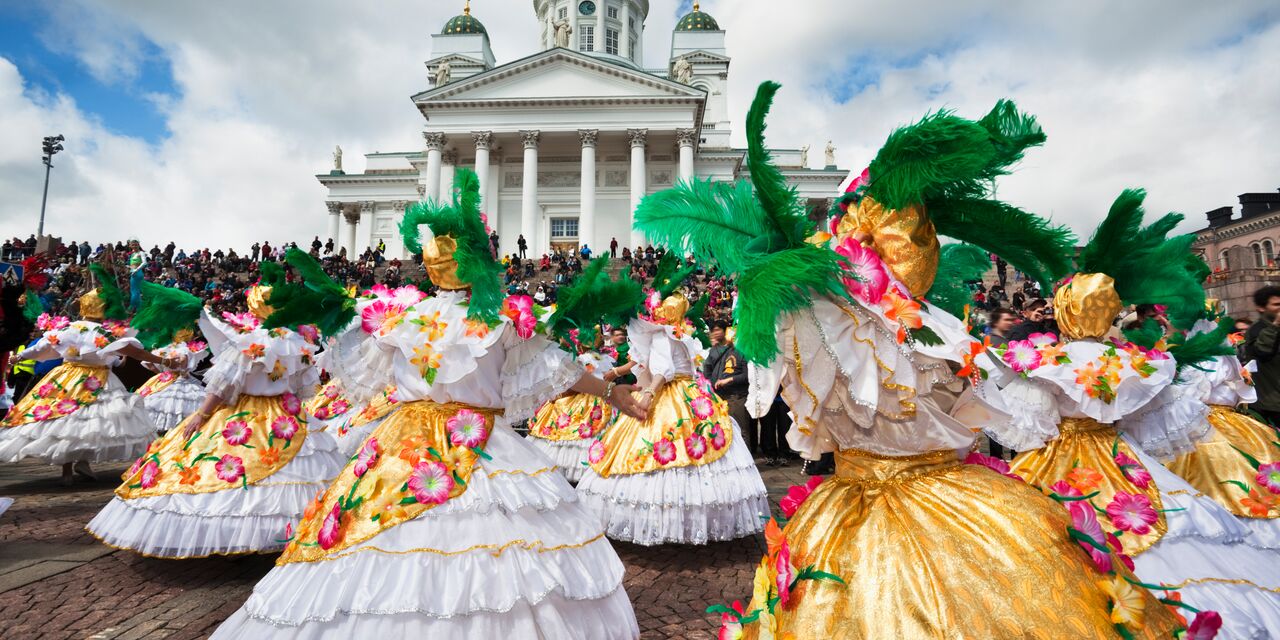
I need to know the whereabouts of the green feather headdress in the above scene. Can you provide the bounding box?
[686,293,712,349]
[1076,189,1207,331]
[546,258,644,349]
[635,82,849,365]
[131,282,203,349]
[400,168,503,323]
[840,100,1076,292]
[926,243,989,319]
[652,252,697,299]
[88,263,129,321]
[262,248,357,337]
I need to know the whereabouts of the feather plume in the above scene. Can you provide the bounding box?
[263,248,356,337]
[927,198,1075,290]
[132,282,203,349]
[733,245,848,364]
[546,258,644,348]
[926,243,989,318]
[1168,318,1235,377]
[89,263,128,320]
[634,180,769,274]
[745,81,811,245]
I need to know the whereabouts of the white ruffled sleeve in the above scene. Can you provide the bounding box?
[500,325,586,424]
[316,319,395,407]
[1119,379,1212,461]
[627,317,677,380]
[201,344,253,402]
[976,374,1062,451]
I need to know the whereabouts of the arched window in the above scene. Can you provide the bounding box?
[1253,243,1265,268]
[1265,240,1275,266]
[1219,250,1230,271]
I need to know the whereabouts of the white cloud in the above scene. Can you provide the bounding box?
[0,0,1276,251]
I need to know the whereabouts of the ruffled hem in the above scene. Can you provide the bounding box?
[143,377,206,432]
[1131,440,1252,545]
[979,375,1061,452]
[1171,580,1280,640]
[0,386,156,465]
[1239,516,1280,550]
[214,586,639,640]
[528,437,591,483]
[1122,385,1212,462]
[576,430,769,545]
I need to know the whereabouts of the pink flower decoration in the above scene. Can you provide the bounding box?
[297,324,320,343]
[1068,500,1112,572]
[360,300,405,334]
[653,438,677,465]
[139,461,160,489]
[501,295,537,339]
[281,392,301,415]
[684,433,708,460]
[556,414,571,430]
[214,455,246,483]
[576,423,593,439]
[36,383,55,397]
[317,502,343,549]
[775,540,797,609]
[844,166,870,194]
[1048,480,1082,498]
[1114,452,1152,490]
[780,476,825,519]
[220,311,261,332]
[157,371,176,383]
[187,340,207,353]
[127,456,145,477]
[407,461,454,505]
[37,313,70,332]
[365,283,393,300]
[222,421,252,446]
[271,415,300,440]
[31,404,52,421]
[718,601,747,640]
[330,399,351,415]
[709,424,727,450]
[55,399,79,415]
[313,406,331,420]
[1257,462,1280,494]
[1106,492,1158,535]
[643,290,661,315]
[1106,532,1135,572]
[353,438,380,477]
[392,285,426,306]
[588,439,605,464]
[589,404,603,424]
[323,384,341,399]
[82,376,102,392]
[446,409,488,448]
[1186,611,1223,640]
[834,238,890,305]
[1002,340,1043,373]
[964,451,1022,481]
[1027,332,1058,347]
[690,395,715,420]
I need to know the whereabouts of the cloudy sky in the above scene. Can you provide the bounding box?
[1,0,1277,250]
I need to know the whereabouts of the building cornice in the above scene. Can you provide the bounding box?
[1193,211,1280,246]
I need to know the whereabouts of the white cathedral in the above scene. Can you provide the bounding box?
[320,0,848,259]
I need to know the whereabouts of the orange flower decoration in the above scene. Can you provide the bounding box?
[881,291,923,331]
[1242,488,1277,517]
[957,340,988,379]
[399,435,434,466]
[1066,467,1104,493]
[464,318,490,338]
[1038,343,1066,366]
[302,490,325,521]
[1227,331,1245,346]
[242,343,266,358]
[764,517,786,560]
[259,447,281,466]
[178,466,201,485]
[1162,590,1189,626]
[1074,363,1101,387]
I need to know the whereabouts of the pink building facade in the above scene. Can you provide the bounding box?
[1193,189,1280,319]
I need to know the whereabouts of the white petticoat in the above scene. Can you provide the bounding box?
[575,421,769,546]
[210,425,639,640]
[1125,435,1280,640]
[85,429,346,558]
[143,376,206,433]
[0,375,156,465]
[528,437,592,483]
[329,413,393,460]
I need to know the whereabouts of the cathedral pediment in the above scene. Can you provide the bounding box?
[412,48,704,107]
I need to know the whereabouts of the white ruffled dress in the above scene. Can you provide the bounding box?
[85,312,346,558]
[979,339,1280,640]
[575,317,768,546]
[212,290,639,640]
[138,341,209,433]
[0,322,156,465]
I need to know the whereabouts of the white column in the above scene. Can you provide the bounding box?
[620,1,631,59]
[520,130,540,257]
[359,201,376,255]
[441,150,458,197]
[423,132,446,202]
[579,129,598,252]
[344,212,358,258]
[628,128,647,249]
[472,131,493,214]
[326,202,341,247]
[676,128,696,183]
[594,2,605,52]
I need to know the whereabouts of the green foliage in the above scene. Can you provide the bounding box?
[545,258,643,348]
[652,252,697,299]
[88,263,128,320]
[263,248,357,337]
[925,243,989,318]
[401,169,503,323]
[132,282,203,349]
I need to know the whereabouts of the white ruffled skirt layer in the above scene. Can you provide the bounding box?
[528,437,592,483]
[329,414,391,460]
[143,376,206,433]
[211,425,639,640]
[575,423,769,546]
[1126,436,1280,640]
[85,430,345,558]
[0,376,156,465]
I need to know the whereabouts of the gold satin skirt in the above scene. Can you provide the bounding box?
[528,392,613,442]
[1166,405,1280,519]
[589,376,733,477]
[1,363,110,428]
[1009,418,1167,556]
[746,448,1181,640]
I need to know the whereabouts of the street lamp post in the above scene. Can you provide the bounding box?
[38,135,64,238]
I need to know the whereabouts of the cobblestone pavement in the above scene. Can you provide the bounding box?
[0,457,804,640]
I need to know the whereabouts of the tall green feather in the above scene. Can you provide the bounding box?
[925,243,989,318]
[89,263,128,320]
[132,282,203,349]
[652,252,697,299]
[546,258,643,349]
[687,293,712,349]
[263,248,357,337]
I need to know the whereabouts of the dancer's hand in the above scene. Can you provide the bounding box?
[182,410,209,439]
[608,384,647,420]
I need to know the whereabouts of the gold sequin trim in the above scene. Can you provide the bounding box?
[838,447,956,462]
[485,466,557,478]
[793,335,820,435]
[290,532,608,564]
[1165,576,1280,594]
[1162,489,1209,499]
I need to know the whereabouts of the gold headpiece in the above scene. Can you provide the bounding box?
[838,195,940,297]
[1053,273,1122,340]
[653,292,690,326]
[423,235,467,290]
[173,328,195,343]
[247,285,275,320]
[78,289,105,321]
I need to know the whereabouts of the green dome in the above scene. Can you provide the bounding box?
[443,12,487,35]
[675,3,719,31]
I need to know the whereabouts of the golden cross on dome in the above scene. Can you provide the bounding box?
[693,2,700,10]
[464,0,471,16]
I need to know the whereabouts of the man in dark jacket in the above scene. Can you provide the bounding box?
[702,323,754,456]
[1007,298,1059,341]
[1244,285,1280,427]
